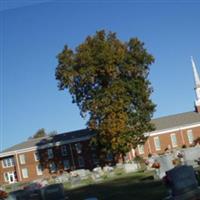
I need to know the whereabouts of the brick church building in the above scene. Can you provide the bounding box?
[0,58,200,184]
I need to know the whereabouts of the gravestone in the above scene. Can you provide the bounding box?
[123,163,138,173]
[156,154,174,179]
[42,183,65,200]
[7,190,29,200]
[182,146,200,167]
[72,169,91,180]
[165,165,200,200]
[27,189,43,200]
[70,175,81,186]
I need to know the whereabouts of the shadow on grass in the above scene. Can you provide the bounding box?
[67,173,168,200]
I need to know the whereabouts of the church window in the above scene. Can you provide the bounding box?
[154,136,161,151]
[187,130,194,144]
[170,133,177,147]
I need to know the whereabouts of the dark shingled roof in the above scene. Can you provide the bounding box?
[1,112,200,154]
[1,129,95,154]
[151,111,200,131]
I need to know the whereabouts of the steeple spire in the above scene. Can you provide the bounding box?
[191,56,200,113]
[191,56,200,88]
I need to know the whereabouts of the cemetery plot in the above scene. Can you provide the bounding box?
[165,165,200,200]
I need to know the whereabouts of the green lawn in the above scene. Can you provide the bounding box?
[66,172,168,200]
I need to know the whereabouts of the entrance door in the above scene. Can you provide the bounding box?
[8,172,16,184]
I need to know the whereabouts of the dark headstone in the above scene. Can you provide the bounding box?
[27,189,43,200]
[42,183,65,200]
[8,190,29,200]
[166,165,200,200]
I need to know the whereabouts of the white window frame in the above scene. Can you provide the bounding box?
[49,162,57,173]
[137,144,144,154]
[63,160,70,170]
[170,133,178,147]
[34,151,40,161]
[19,154,26,165]
[2,157,15,168]
[47,148,54,159]
[4,172,9,182]
[75,143,82,154]
[61,145,68,156]
[22,168,28,178]
[4,171,16,183]
[36,164,43,176]
[154,136,161,151]
[187,130,194,144]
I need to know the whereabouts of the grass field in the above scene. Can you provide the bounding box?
[67,172,168,200]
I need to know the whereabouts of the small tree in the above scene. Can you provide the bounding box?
[55,30,155,158]
[48,130,58,136]
[33,128,47,139]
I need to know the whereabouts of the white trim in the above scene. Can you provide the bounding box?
[34,151,40,161]
[1,157,15,168]
[15,151,22,181]
[137,144,144,155]
[36,164,43,176]
[0,147,37,158]
[21,168,28,179]
[19,154,26,164]
[148,123,200,137]
[4,171,16,184]
[187,129,194,144]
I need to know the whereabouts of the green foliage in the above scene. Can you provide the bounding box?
[48,130,58,136]
[32,128,47,138]
[56,30,155,157]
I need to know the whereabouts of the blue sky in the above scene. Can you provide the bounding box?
[1,0,200,150]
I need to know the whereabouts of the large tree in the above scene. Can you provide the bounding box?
[55,30,155,157]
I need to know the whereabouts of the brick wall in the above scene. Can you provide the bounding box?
[136,126,200,158]
[1,125,199,184]
[0,139,99,184]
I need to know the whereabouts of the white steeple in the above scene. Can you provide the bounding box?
[191,56,200,112]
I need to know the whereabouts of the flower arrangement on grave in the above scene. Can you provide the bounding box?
[177,152,183,159]
[172,158,181,166]
[151,161,160,169]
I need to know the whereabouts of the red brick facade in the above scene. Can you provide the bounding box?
[0,139,101,184]
[1,122,200,185]
[135,124,200,158]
